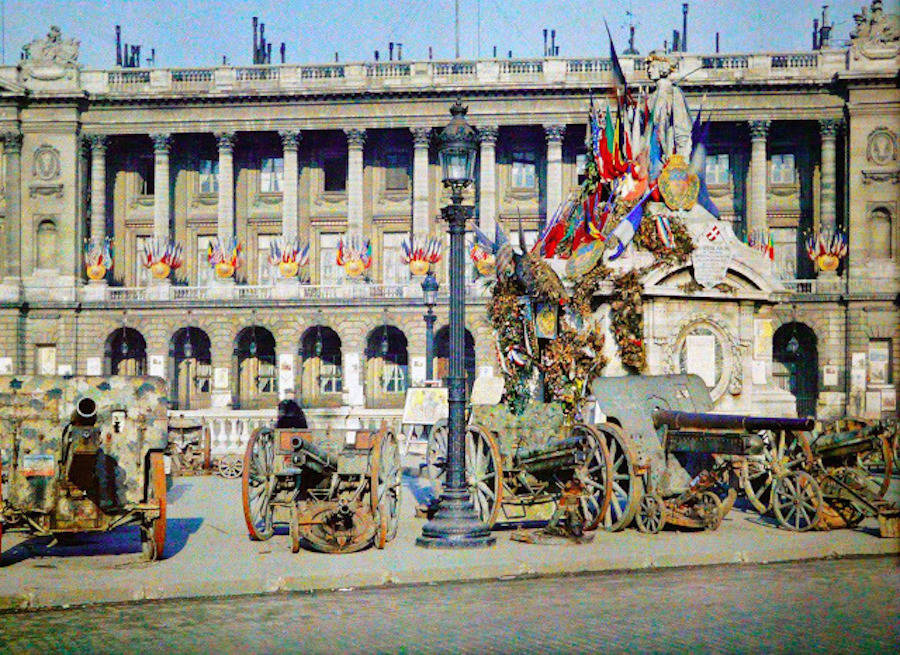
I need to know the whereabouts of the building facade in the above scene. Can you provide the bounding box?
[0,9,897,433]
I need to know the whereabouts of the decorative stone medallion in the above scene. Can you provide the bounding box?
[32,145,61,181]
[866,127,897,166]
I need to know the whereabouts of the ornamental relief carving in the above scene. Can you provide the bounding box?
[32,144,61,181]
[662,313,744,401]
[866,127,897,165]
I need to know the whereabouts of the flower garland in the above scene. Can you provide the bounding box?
[634,210,694,267]
[609,269,646,372]
[540,322,607,415]
[487,278,536,415]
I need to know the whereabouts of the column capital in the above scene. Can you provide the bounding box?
[215,131,235,152]
[344,128,367,148]
[819,118,842,139]
[543,124,566,143]
[150,133,172,154]
[478,126,498,145]
[1,131,23,154]
[749,120,770,140]
[84,134,109,153]
[411,127,432,147]
[279,129,302,151]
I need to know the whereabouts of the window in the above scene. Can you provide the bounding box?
[384,152,410,191]
[138,155,155,195]
[511,151,537,189]
[770,154,795,185]
[199,158,219,194]
[771,228,797,280]
[197,236,216,287]
[323,155,347,192]
[135,236,152,287]
[320,362,342,393]
[706,154,730,186]
[382,363,407,393]
[35,345,57,375]
[382,233,410,285]
[868,339,891,385]
[257,360,278,394]
[257,235,278,286]
[319,233,341,285]
[260,157,284,193]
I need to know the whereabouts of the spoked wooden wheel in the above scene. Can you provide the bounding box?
[570,424,613,531]
[141,451,167,561]
[635,492,665,534]
[696,491,723,531]
[242,427,276,541]
[464,425,503,527]
[773,470,822,532]
[593,422,640,531]
[425,420,448,491]
[741,429,814,514]
[370,429,402,549]
[217,454,244,479]
[296,502,376,554]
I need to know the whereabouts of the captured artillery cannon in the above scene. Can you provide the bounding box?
[0,376,169,561]
[650,410,815,533]
[805,418,898,536]
[241,421,401,553]
[425,388,613,534]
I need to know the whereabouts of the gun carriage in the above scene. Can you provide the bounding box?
[425,380,614,534]
[241,422,401,553]
[0,376,169,561]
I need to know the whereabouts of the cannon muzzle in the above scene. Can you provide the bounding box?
[291,434,338,471]
[71,397,98,426]
[653,409,814,432]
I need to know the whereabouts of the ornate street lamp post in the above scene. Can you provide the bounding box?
[421,270,439,381]
[417,101,495,549]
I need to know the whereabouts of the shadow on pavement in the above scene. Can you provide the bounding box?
[0,518,203,567]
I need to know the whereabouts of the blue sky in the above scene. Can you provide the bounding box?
[6,0,863,69]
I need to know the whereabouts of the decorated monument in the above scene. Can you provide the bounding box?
[477,38,796,417]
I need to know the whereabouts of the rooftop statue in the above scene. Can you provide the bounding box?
[850,0,900,59]
[646,51,692,160]
[21,26,80,67]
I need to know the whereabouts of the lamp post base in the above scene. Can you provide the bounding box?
[416,489,496,549]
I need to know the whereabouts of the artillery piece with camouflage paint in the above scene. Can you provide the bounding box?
[425,382,614,535]
[241,422,401,553]
[0,376,169,561]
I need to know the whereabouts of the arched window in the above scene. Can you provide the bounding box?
[105,327,147,375]
[365,325,408,408]
[169,326,212,410]
[773,322,819,418]
[36,220,57,270]
[299,325,343,407]
[234,326,277,410]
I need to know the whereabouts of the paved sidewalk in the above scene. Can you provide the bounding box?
[1,474,897,612]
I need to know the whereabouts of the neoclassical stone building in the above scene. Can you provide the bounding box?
[0,8,897,426]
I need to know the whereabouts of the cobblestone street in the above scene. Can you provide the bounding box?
[2,556,897,654]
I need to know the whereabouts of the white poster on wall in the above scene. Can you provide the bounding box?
[148,355,165,378]
[57,364,73,376]
[753,319,773,360]
[823,365,839,388]
[214,367,229,390]
[0,357,13,374]
[343,352,364,405]
[410,356,426,385]
[882,389,896,413]
[685,334,717,388]
[86,357,102,375]
[278,353,295,399]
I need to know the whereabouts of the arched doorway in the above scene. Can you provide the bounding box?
[169,326,212,410]
[299,325,343,407]
[434,326,476,392]
[773,322,818,417]
[365,325,408,408]
[234,326,277,410]
[105,327,147,375]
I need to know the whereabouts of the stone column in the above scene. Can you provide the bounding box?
[345,128,366,235]
[748,120,770,236]
[544,124,566,219]
[150,133,172,240]
[819,119,840,234]
[478,126,498,236]
[411,127,431,237]
[279,130,301,240]
[1,132,22,284]
[215,132,236,243]
[87,135,109,243]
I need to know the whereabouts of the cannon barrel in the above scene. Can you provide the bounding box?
[290,434,338,471]
[653,409,814,432]
[71,396,98,426]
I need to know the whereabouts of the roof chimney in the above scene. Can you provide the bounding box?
[682,3,689,52]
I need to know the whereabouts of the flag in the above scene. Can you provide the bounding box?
[648,124,663,181]
[690,117,720,218]
[609,191,652,260]
[604,20,627,101]
[655,214,674,249]
[705,225,721,241]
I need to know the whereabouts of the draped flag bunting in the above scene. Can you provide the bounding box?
[143,237,184,279]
